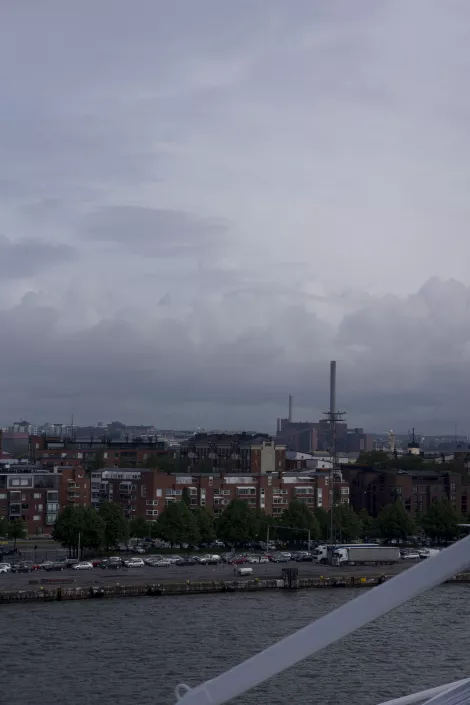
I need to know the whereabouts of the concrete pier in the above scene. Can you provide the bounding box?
[0,572,468,605]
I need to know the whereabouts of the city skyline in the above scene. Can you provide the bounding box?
[2,2,470,432]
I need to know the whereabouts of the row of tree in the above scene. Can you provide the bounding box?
[51,494,465,555]
[356,450,467,475]
[0,517,28,546]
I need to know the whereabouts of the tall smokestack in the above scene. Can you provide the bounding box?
[330,361,336,416]
[288,394,293,423]
[277,417,281,433]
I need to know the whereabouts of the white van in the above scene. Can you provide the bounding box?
[237,566,254,576]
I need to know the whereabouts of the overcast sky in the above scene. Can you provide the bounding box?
[1,0,470,435]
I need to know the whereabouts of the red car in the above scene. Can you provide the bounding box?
[227,556,247,565]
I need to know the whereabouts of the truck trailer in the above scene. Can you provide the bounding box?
[331,545,400,566]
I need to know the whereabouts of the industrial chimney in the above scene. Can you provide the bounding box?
[330,361,336,417]
[288,394,293,423]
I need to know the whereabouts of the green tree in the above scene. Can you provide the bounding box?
[7,518,27,547]
[421,500,461,544]
[193,507,216,544]
[182,487,191,507]
[358,508,378,538]
[313,507,330,540]
[278,501,320,542]
[377,501,415,544]
[356,451,391,468]
[128,517,150,539]
[99,502,129,548]
[216,500,257,545]
[332,504,362,542]
[0,516,9,537]
[252,509,274,541]
[53,506,105,556]
[157,502,200,546]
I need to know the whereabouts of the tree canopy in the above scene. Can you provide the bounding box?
[278,501,320,541]
[193,507,216,544]
[53,506,105,555]
[332,504,362,542]
[377,501,415,544]
[157,501,200,546]
[7,518,27,546]
[216,499,258,544]
[99,501,129,548]
[128,516,150,539]
[420,500,461,544]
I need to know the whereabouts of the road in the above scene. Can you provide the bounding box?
[0,560,410,591]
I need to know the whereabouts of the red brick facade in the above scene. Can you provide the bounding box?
[91,469,349,521]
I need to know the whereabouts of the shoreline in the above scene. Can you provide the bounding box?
[1,572,469,604]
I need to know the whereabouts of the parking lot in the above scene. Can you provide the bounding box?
[0,558,410,590]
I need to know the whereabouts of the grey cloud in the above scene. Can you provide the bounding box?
[0,235,76,278]
[81,207,227,256]
[1,278,470,434]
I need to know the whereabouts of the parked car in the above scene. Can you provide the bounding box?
[271,554,289,563]
[12,562,36,573]
[152,559,171,567]
[72,561,93,570]
[124,558,144,568]
[64,558,80,567]
[131,546,146,554]
[43,562,66,571]
[296,554,314,562]
[0,564,9,574]
[99,559,122,569]
[237,566,254,576]
[0,563,11,572]
[226,556,247,565]
[175,558,197,566]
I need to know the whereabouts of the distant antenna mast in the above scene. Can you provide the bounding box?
[323,361,346,545]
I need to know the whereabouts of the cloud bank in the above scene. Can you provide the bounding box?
[1,1,470,433]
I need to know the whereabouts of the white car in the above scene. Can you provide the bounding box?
[72,561,93,570]
[153,559,171,567]
[0,563,12,572]
[0,565,9,574]
[124,558,144,568]
[401,551,421,560]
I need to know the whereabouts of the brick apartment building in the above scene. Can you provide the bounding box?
[343,466,462,517]
[179,433,286,473]
[91,468,349,521]
[0,464,89,534]
[28,434,174,469]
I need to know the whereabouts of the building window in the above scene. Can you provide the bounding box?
[33,515,40,521]
[47,503,58,512]
[0,493,6,499]
[36,504,43,511]
[141,485,147,497]
[34,493,41,499]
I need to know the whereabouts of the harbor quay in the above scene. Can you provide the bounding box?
[2,566,470,605]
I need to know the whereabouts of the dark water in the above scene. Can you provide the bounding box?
[1,585,469,705]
